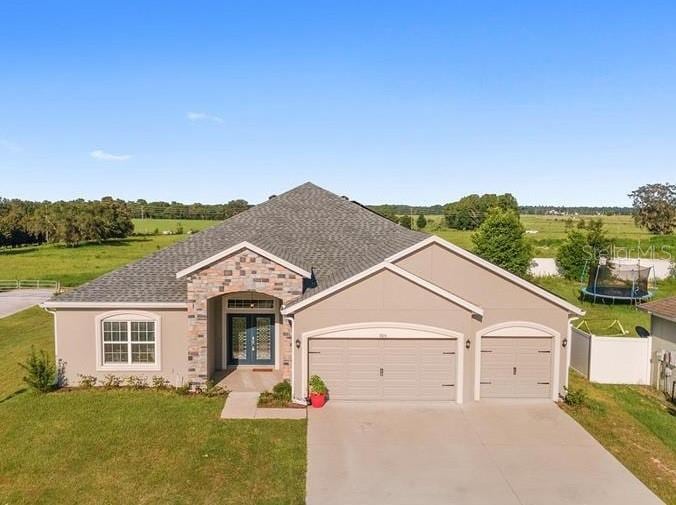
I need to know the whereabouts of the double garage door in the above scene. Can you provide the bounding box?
[309,338,457,401]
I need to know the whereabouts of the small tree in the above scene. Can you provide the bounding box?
[556,229,589,280]
[399,215,412,229]
[416,214,427,229]
[19,347,57,393]
[556,219,612,281]
[472,208,533,277]
[628,183,676,234]
[585,219,611,257]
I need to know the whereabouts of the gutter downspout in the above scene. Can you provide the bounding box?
[41,305,58,357]
[566,316,580,393]
[283,312,306,406]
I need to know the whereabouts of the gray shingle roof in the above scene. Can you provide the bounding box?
[52,182,428,304]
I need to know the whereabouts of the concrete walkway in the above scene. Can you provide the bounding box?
[307,400,663,505]
[0,289,54,319]
[220,392,306,420]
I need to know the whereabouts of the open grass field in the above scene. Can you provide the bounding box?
[0,219,220,287]
[562,372,676,504]
[423,214,676,258]
[0,307,306,505]
[0,236,184,287]
[132,218,221,235]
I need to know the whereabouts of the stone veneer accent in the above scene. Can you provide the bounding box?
[186,248,304,384]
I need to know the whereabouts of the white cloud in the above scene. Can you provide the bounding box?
[187,111,224,124]
[0,139,22,152]
[90,149,132,161]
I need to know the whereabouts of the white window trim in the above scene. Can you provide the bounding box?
[95,310,162,372]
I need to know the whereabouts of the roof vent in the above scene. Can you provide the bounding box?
[341,195,349,200]
[268,194,277,200]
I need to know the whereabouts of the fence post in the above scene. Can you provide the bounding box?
[587,334,593,381]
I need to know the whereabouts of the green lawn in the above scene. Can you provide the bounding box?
[0,308,306,505]
[562,372,676,504]
[0,219,220,287]
[536,276,676,336]
[0,236,183,287]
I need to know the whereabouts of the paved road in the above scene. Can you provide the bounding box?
[307,400,663,505]
[531,257,672,279]
[0,289,54,318]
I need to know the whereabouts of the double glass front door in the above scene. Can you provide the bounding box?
[227,314,275,366]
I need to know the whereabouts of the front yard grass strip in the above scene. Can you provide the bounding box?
[562,372,676,504]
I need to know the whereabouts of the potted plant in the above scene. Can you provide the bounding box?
[309,375,328,408]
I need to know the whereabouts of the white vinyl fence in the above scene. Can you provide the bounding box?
[0,280,60,292]
[570,327,652,385]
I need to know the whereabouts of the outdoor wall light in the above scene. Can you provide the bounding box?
[295,339,301,349]
[465,339,471,350]
[562,338,568,348]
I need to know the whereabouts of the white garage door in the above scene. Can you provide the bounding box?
[480,337,552,398]
[309,338,457,401]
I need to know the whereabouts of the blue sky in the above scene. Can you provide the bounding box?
[1,1,674,206]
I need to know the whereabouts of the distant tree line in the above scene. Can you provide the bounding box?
[1,196,252,248]
[368,204,444,217]
[444,193,519,230]
[128,199,250,220]
[0,197,134,247]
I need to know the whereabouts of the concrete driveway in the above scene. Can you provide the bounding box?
[0,289,54,318]
[307,401,663,505]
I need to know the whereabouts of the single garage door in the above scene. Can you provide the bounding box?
[480,337,552,398]
[309,338,457,401]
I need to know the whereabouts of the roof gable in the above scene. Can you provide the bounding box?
[175,241,312,279]
[386,236,584,316]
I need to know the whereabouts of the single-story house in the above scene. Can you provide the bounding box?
[44,182,584,403]
[639,296,676,395]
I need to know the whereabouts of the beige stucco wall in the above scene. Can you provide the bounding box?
[292,243,572,401]
[650,314,676,392]
[54,308,189,387]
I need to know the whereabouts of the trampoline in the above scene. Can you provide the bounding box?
[580,257,654,304]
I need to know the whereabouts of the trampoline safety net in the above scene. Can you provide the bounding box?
[583,258,653,302]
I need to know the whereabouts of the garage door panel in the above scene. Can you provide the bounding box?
[309,337,457,401]
[480,337,552,398]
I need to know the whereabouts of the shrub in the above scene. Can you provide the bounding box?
[78,374,97,388]
[175,381,191,395]
[175,223,184,235]
[399,215,412,229]
[416,214,427,229]
[19,347,57,393]
[199,380,228,397]
[102,374,122,389]
[272,380,292,402]
[151,376,171,389]
[309,375,327,395]
[258,380,293,407]
[126,375,148,389]
[564,386,587,407]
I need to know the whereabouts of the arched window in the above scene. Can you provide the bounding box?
[96,312,161,370]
